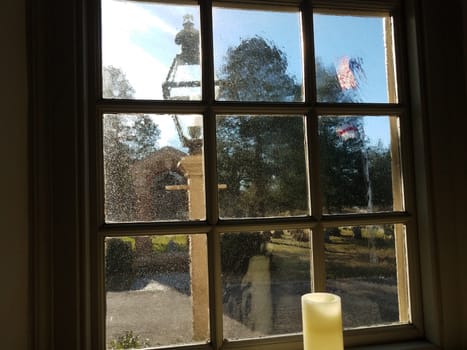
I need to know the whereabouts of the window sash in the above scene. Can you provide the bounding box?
[92,0,421,348]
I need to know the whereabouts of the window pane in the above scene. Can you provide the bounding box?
[319,116,403,214]
[324,224,409,328]
[217,115,309,218]
[105,234,209,348]
[213,7,303,102]
[103,114,205,222]
[102,0,201,100]
[314,12,397,103]
[221,229,312,339]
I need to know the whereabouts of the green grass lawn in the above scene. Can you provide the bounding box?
[119,235,188,253]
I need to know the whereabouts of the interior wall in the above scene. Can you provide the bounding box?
[0,0,29,348]
[461,3,467,348]
[420,0,467,348]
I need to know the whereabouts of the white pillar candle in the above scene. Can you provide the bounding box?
[301,293,344,350]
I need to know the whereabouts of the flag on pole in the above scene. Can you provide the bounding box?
[336,56,365,90]
[336,121,359,140]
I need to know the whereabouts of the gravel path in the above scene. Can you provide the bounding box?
[106,275,261,347]
[106,274,398,348]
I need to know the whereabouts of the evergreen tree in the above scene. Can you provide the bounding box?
[216,37,306,218]
[217,36,300,102]
[318,115,367,213]
[125,115,161,161]
[103,114,136,221]
[103,65,135,99]
[102,66,161,221]
[368,141,393,211]
[316,61,395,213]
[215,37,393,216]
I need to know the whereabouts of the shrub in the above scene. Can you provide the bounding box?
[151,235,188,253]
[109,330,149,349]
[221,232,270,275]
[272,230,283,239]
[290,229,310,242]
[324,227,341,242]
[106,238,135,290]
[352,226,362,239]
[383,225,394,238]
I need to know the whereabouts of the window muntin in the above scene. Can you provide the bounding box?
[97,1,416,349]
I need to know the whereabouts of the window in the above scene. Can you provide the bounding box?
[93,0,423,349]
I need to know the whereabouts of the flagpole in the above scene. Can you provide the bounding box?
[359,123,373,212]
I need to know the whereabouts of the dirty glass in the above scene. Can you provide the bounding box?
[213,7,303,102]
[221,229,312,340]
[216,115,309,219]
[313,12,397,103]
[324,224,409,328]
[105,234,209,348]
[101,0,201,100]
[98,0,414,346]
[103,114,205,222]
[318,115,403,214]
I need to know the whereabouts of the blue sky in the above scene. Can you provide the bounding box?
[102,0,395,147]
[212,8,303,82]
[313,13,390,103]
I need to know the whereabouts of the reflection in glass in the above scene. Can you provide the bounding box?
[103,114,205,222]
[319,116,403,214]
[324,224,408,328]
[217,115,309,219]
[105,234,209,348]
[213,7,303,102]
[221,229,312,339]
[313,12,397,103]
[101,0,201,100]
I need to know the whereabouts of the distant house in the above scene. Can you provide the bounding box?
[131,146,188,221]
